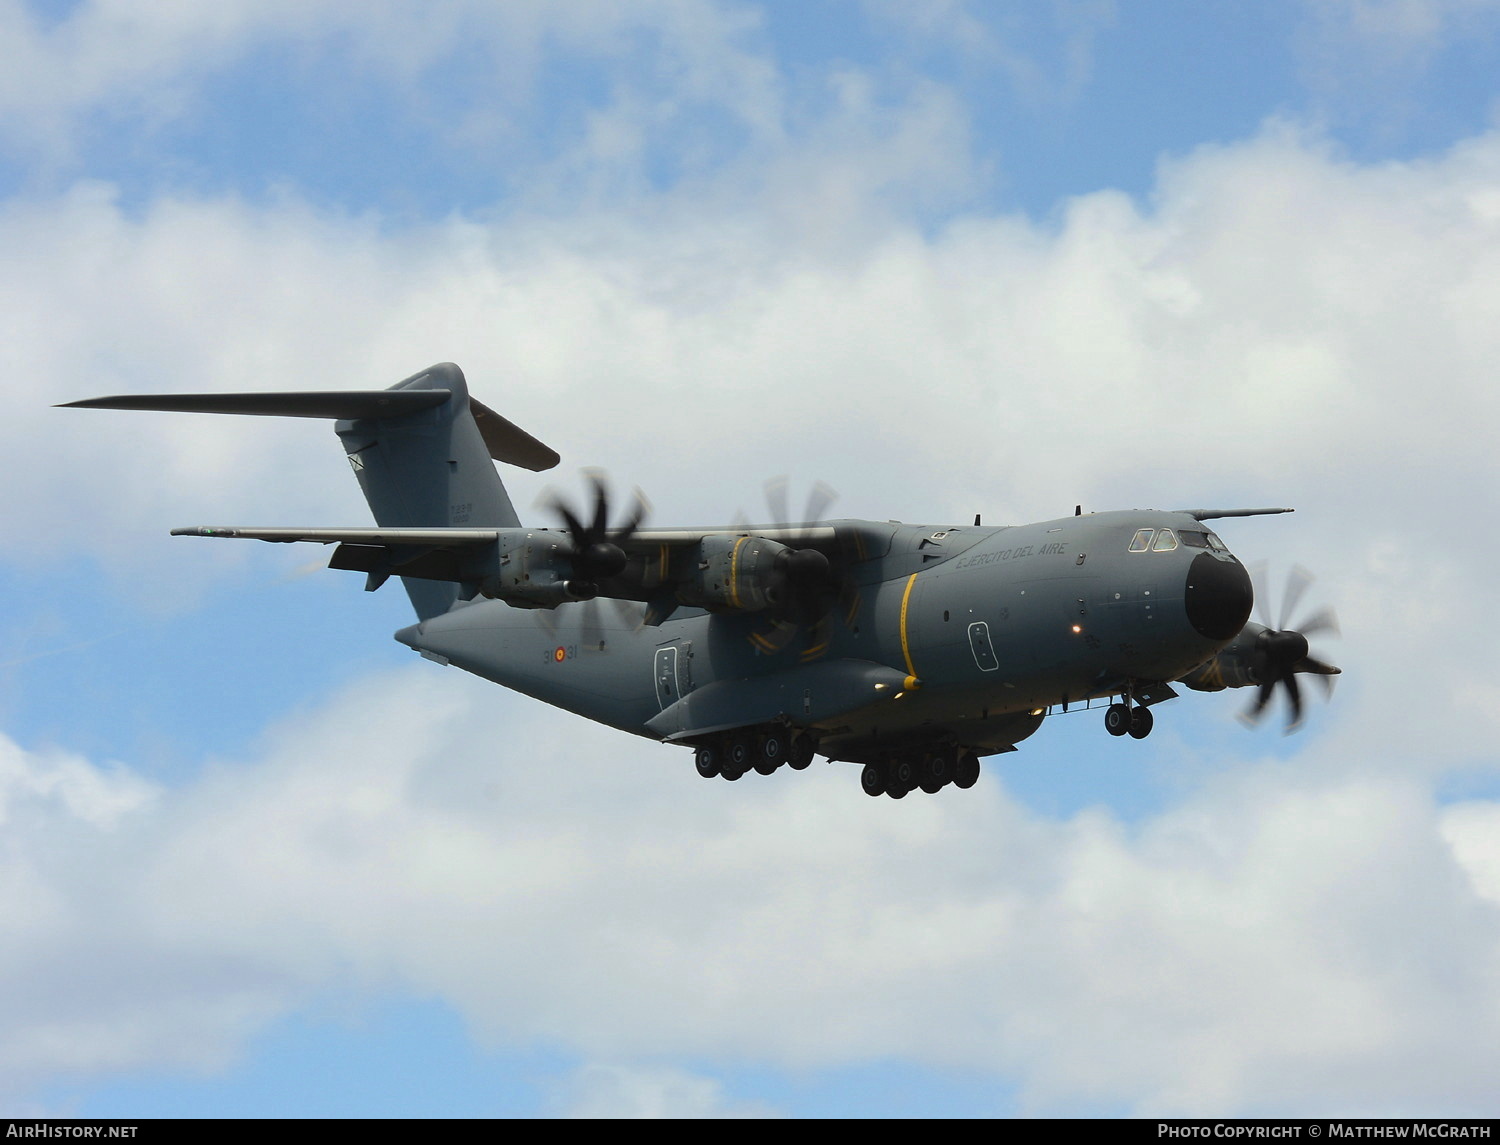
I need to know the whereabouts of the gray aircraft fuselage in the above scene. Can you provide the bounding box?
[398,508,1247,764]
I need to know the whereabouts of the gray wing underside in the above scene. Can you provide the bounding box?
[170,525,837,546]
[171,524,841,594]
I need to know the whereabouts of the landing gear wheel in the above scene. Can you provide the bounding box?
[953,750,981,790]
[860,764,886,797]
[727,736,754,772]
[1128,705,1154,739]
[1105,703,1131,737]
[756,732,789,775]
[694,745,719,779]
[788,733,815,771]
[887,757,915,795]
[919,749,951,794]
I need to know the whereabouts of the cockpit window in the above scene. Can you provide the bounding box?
[1128,528,1155,552]
[1206,532,1228,553]
[1179,530,1209,549]
[1152,529,1178,551]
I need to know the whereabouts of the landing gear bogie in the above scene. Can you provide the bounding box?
[1106,700,1155,739]
[691,725,819,783]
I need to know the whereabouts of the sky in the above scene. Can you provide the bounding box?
[3,0,1500,1120]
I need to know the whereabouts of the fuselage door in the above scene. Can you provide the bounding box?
[654,642,692,709]
[968,621,1000,672]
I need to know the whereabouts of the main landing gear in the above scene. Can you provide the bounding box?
[859,746,981,800]
[693,727,816,783]
[1104,701,1153,739]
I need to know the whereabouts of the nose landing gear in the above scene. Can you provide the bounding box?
[1105,700,1154,739]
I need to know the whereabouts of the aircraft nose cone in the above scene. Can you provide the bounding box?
[1184,551,1253,641]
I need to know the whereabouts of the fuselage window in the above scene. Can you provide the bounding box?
[1152,529,1178,552]
[1128,528,1155,552]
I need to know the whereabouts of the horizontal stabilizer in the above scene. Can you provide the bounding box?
[468,397,559,471]
[59,390,450,420]
[61,383,559,471]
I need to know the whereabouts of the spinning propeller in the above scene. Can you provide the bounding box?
[745,478,859,657]
[1242,565,1341,732]
[539,471,650,643]
[546,470,648,598]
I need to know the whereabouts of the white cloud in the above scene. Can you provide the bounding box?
[4,15,1500,1109]
[2,668,1498,1115]
[1304,0,1500,70]
[552,1061,778,1118]
[0,0,787,172]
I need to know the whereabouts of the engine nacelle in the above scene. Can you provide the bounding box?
[1178,628,1263,692]
[678,534,794,613]
[474,530,593,609]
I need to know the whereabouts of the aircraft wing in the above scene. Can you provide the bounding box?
[172,520,874,611]
[170,526,502,544]
[172,525,505,592]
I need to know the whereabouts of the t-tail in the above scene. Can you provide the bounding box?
[60,362,559,619]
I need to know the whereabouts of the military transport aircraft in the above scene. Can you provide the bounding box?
[63,362,1340,799]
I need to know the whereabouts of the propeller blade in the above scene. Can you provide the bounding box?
[1311,670,1338,701]
[1295,606,1340,640]
[765,476,790,531]
[801,480,837,530]
[1283,672,1303,733]
[1244,680,1276,724]
[610,490,650,544]
[1280,565,1314,632]
[1249,562,1272,630]
[587,471,609,537]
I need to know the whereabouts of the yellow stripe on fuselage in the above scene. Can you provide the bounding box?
[899,572,918,677]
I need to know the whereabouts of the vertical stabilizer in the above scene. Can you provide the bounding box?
[335,363,524,619]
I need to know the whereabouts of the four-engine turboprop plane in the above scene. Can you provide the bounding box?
[63,363,1341,799]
